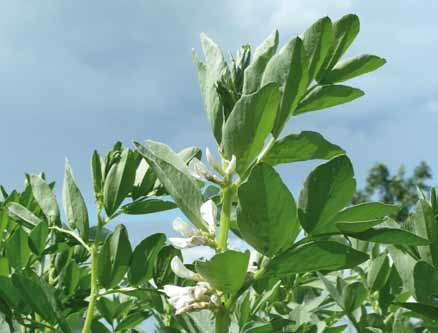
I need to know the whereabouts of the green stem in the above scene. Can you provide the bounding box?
[82,213,104,333]
[215,309,230,333]
[217,186,233,251]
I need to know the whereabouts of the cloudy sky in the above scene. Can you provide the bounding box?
[1,0,437,330]
[1,0,437,241]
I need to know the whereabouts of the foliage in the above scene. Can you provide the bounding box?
[354,161,432,221]
[0,12,433,333]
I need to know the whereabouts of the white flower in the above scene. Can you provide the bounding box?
[162,282,213,315]
[171,257,202,281]
[200,200,217,234]
[169,236,206,249]
[173,217,195,237]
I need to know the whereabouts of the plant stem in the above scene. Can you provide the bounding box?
[215,308,230,333]
[256,136,275,164]
[82,213,104,333]
[217,185,233,251]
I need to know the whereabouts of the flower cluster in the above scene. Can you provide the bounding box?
[169,200,217,249]
[162,257,220,315]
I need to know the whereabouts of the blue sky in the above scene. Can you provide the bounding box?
[1,1,437,240]
[2,0,438,330]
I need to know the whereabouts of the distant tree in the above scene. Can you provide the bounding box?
[353,161,432,221]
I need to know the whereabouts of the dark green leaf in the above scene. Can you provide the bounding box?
[414,261,438,307]
[295,84,364,115]
[299,155,356,234]
[336,219,384,233]
[29,221,49,256]
[193,34,227,143]
[414,199,438,267]
[121,199,176,215]
[342,282,367,312]
[303,16,333,81]
[237,163,299,256]
[348,228,429,245]
[367,254,391,291]
[91,150,103,201]
[134,140,206,230]
[98,224,132,288]
[132,159,156,200]
[63,160,89,239]
[262,131,344,165]
[61,261,80,296]
[6,227,31,269]
[103,150,137,216]
[398,302,438,320]
[266,241,368,277]
[334,202,399,222]
[6,202,41,228]
[11,272,57,324]
[243,31,279,94]
[129,233,166,285]
[222,83,280,175]
[195,250,250,293]
[115,312,149,331]
[262,37,308,136]
[153,245,182,288]
[321,54,386,84]
[29,175,61,226]
[317,14,360,79]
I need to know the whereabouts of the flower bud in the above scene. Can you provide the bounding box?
[173,217,195,237]
[200,200,217,234]
[225,155,236,176]
[171,257,202,281]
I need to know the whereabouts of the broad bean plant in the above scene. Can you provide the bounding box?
[0,13,434,333]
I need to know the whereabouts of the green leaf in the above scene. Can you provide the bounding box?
[29,175,61,226]
[222,83,280,175]
[237,163,299,256]
[98,224,132,289]
[241,318,292,333]
[342,281,367,313]
[399,302,438,320]
[153,245,182,288]
[298,155,356,234]
[29,221,49,256]
[91,320,111,333]
[193,33,227,143]
[303,16,333,82]
[414,199,438,267]
[388,245,416,296]
[115,312,149,331]
[414,261,438,307]
[334,202,399,222]
[91,150,103,201]
[178,146,202,163]
[336,219,384,233]
[266,241,368,277]
[11,272,57,324]
[134,140,206,230]
[6,227,31,269]
[367,254,391,291]
[103,150,137,216]
[121,199,176,215]
[195,250,250,293]
[317,14,360,80]
[261,37,308,136]
[61,261,80,296]
[63,160,89,239]
[132,159,156,200]
[243,31,279,94]
[321,54,386,84]
[0,276,22,308]
[348,228,430,245]
[129,233,166,285]
[295,84,364,115]
[262,131,344,165]
[6,202,41,228]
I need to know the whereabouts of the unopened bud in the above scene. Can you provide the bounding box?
[225,155,236,176]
